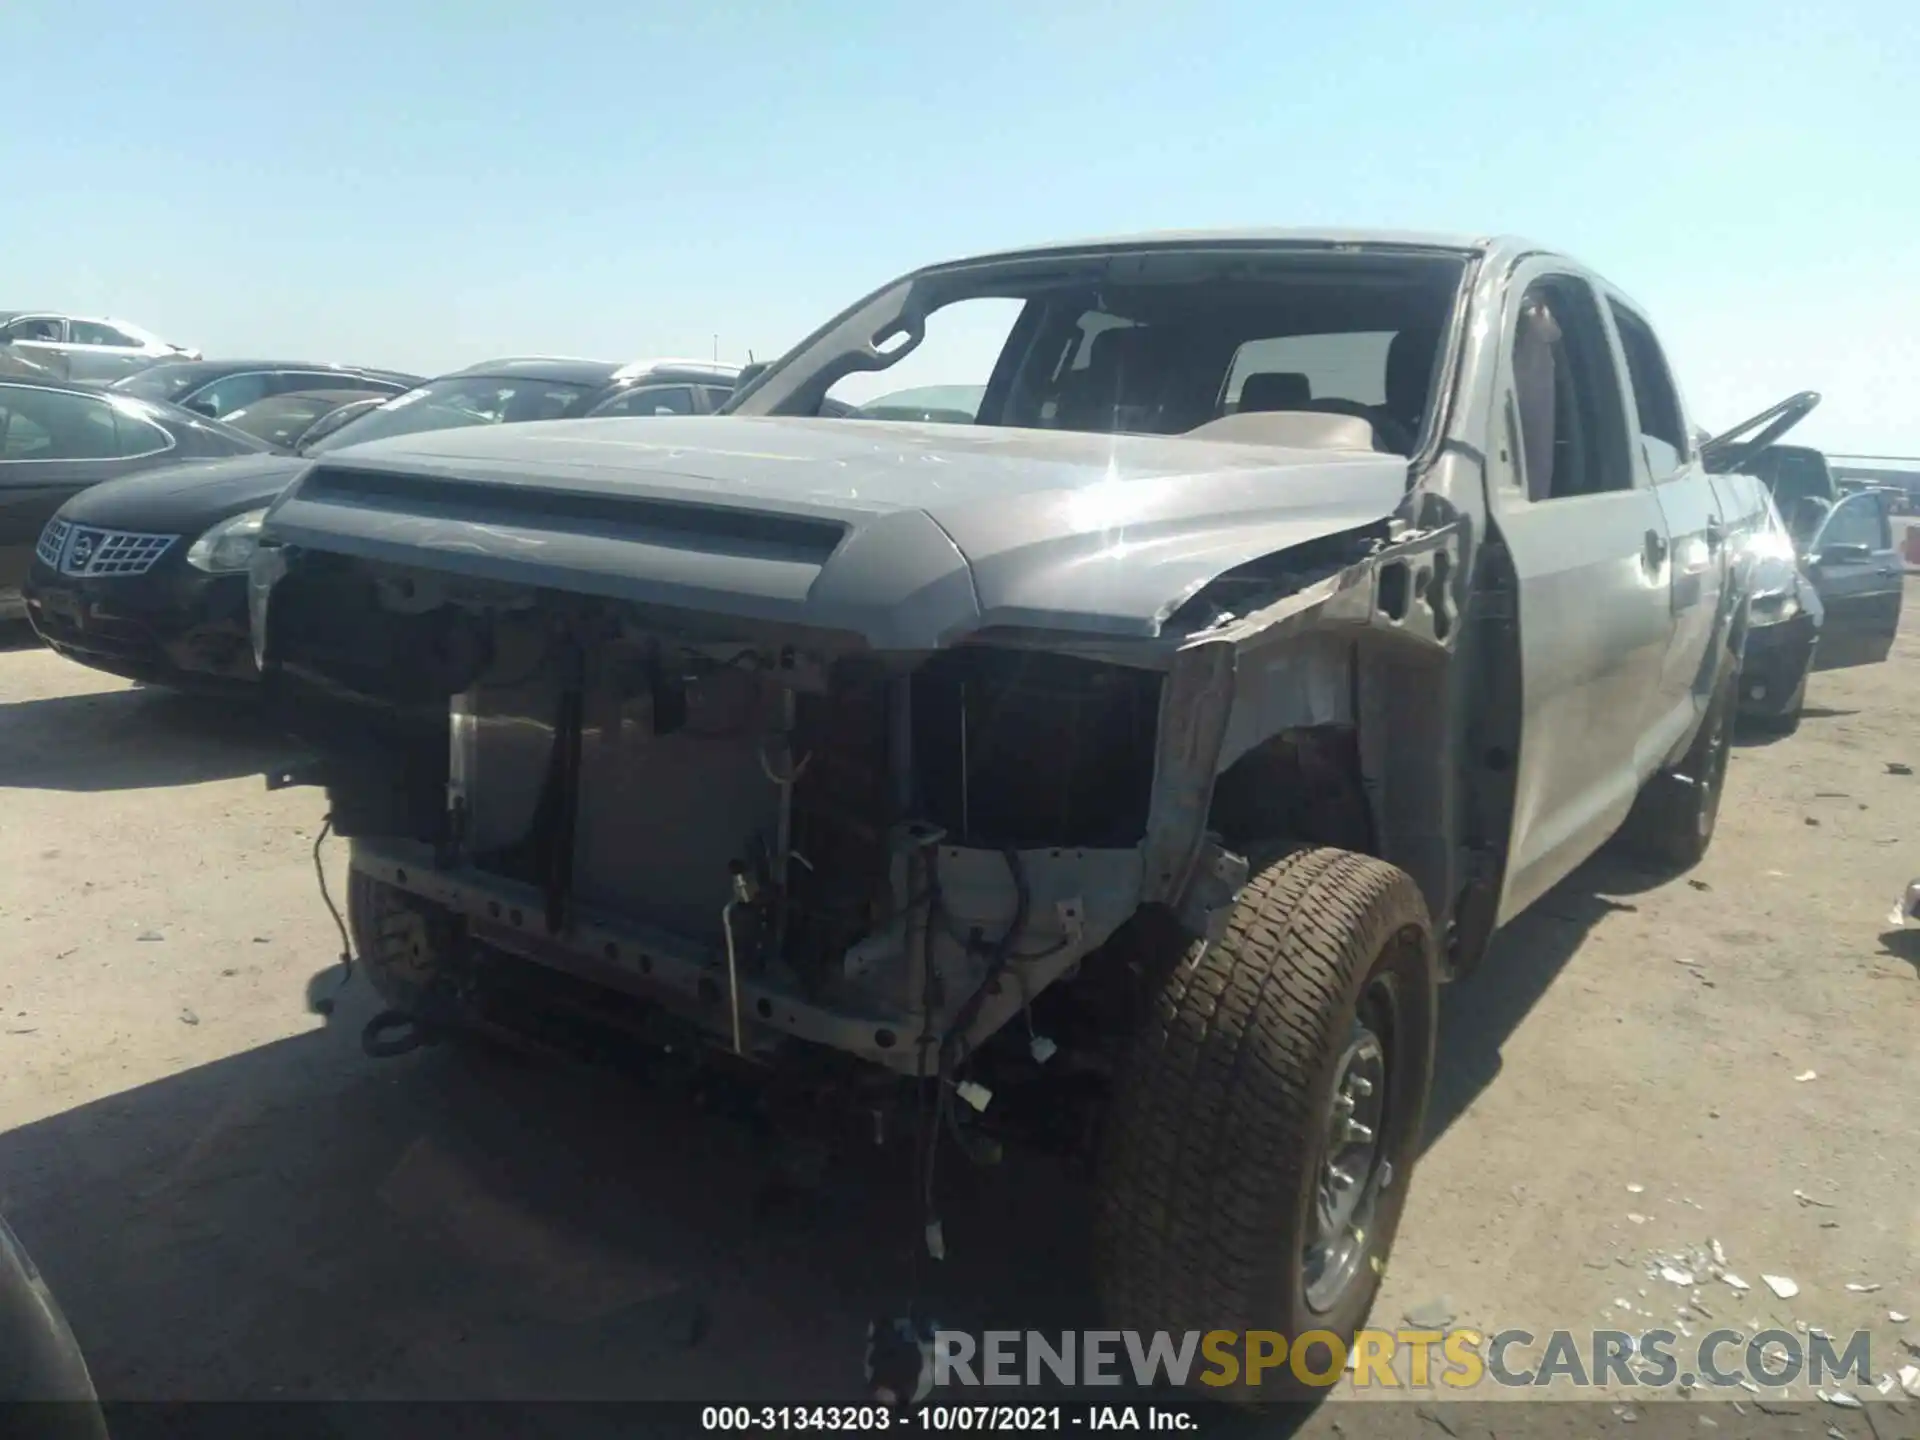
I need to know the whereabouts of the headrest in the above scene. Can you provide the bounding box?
[1236,372,1312,412]
[1385,327,1439,425]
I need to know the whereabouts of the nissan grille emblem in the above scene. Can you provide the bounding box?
[68,533,96,571]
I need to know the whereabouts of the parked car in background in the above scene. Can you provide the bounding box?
[585,358,743,416]
[2,375,271,621]
[1736,487,1825,731]
[1723,429,1905,730]
[22,354,717,690]
[109,359,421,420]
[217,389,396,452]
[0,309,199,382]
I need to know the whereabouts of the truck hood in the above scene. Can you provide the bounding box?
[262,415,1410,649]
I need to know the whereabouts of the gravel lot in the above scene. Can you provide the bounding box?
[0,583,1914,1435]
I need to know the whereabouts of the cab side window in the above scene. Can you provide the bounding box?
[4,316,63,343]
[1818,494,1892,552]
[1607,303,1687,481]
[1509,277,1634,501]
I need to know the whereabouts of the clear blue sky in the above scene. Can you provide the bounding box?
[5,0,1915,451]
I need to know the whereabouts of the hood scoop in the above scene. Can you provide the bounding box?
[301,465,850,566]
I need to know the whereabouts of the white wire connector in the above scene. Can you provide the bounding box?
[954,1080,993,1113]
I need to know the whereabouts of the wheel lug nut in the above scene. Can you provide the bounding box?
[1344,1120,1375,1145]
[1349,1075,1374,1098]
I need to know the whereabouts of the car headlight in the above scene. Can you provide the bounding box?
[1748,590,1800,626]
[185,507,269,574]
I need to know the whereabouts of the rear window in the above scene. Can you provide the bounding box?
[1223,331,1395,409]
[111,365,207,404]
[304,375,593,453]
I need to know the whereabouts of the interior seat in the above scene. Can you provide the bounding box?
[1235,371,1312,412]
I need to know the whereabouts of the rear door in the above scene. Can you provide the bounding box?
[62,320,153,382]
[1488,262,1679,922]
[1602,296,1736,759]
[1807,492,1904,667]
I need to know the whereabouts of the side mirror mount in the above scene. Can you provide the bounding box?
[185,397,220,418]
[734,361,768,390]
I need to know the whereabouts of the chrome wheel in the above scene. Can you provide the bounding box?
[1303,987,1393,1313]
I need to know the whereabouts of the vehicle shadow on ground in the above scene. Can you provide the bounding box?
[0,973,1102,1420]
[0,686,286,792]
[1876,927,1919,976]
[0,875,1642,1427]
[1425,849,1647,1145]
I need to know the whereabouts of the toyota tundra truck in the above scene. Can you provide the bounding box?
[246,231,1807,1389]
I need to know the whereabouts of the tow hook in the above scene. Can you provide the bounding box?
[361,1009,439,1059]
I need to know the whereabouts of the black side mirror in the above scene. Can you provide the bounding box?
[185,398,220,418]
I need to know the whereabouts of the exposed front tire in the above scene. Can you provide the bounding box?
[346,869,468,1021]
[1092,845,1438,1400]
[1621,662,1736,871]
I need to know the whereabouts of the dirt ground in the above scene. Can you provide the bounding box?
[0,583,1915,1436]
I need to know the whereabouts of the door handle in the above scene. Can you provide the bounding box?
[1705,518,1725,551]
[1879,565,1899,576]
[1643,529,1669,568]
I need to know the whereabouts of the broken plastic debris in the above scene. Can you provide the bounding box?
[1821,1389,1862,1409]
[1792,1189,1834,1208]
[1723,1274,1751,1292]
[1626,1182,1645,1194]
[1660,1267,1695,1286]
[1844,1282,1880,1293]
[953,1081,993,1113]
[1627,1212,1649,1224]
[1890,1309,1910,1323]
[1794,1070,1817,1082]
[1710,1239,1727,1267]
[1762,1274,1799,1299]
[1900,1364,1920,1399]
[1404,1297,1455,1328]
[1878,1374,1898,1396]
[1614,1297,1634,1311]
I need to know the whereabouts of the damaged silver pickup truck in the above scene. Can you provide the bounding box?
[248,230,1807,1378]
